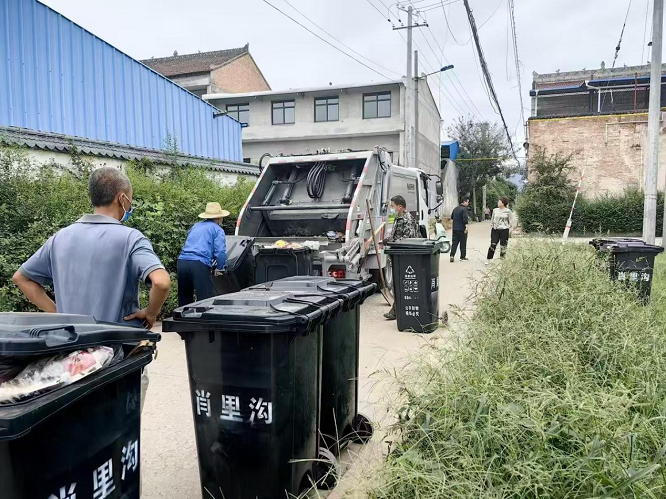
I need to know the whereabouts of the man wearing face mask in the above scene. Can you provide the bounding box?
[383,195,418,320]
[12,167,171,330]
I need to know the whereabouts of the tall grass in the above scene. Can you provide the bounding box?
[371,244,666,498]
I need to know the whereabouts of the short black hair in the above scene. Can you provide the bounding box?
[391,195,407,209]
[461,197,470,203]
[500,196,510,207]
[89,167,132,207]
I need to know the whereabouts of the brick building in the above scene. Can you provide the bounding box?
[141,44,270,97]
[528,64,666,196]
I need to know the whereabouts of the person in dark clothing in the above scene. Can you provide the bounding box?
[450,198,470,262]
[177,202,229,306]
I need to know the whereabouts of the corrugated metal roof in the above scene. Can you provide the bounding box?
[141,46,249,77]
[0,126,260,176]
[535,80,586,91]
[0,0,243,162]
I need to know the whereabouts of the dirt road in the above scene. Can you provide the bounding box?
[141,222,494,498]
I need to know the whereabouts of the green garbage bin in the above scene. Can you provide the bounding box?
[385,238,442,333]
[249,276,376,455]
[162,291,342,498]
[0,313,159,499]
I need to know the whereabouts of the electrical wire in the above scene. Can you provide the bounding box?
[508,0,526,130]
[461,0,520,166]
[279,0,402,78]
[306,162,328,199]
[641,0,650,65]
[600,0,633,112]
[423,24,485,119]
[263,0,394,80]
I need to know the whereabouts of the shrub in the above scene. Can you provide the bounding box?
[0,146,254,316]
[372,243,666,498]
[517,147,664,235]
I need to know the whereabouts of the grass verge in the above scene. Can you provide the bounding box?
[371,243,666,498]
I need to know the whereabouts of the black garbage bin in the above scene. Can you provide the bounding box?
[255,246,313,284]
[162,291,342,499]
[385,239,442,333]
[0,313,159,499]
[605,241,664,303]
[214,236,255,295]
[249,276,376,455]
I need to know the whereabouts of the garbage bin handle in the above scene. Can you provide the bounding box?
[27,325,79,345]
[180,307,207,319]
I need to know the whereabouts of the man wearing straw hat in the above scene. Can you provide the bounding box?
[177,202,230,306]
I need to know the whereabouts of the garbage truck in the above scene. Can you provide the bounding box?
[227,147,448,288]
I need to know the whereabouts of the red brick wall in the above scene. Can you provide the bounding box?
[528,113,666,197]
[211,54,270,93]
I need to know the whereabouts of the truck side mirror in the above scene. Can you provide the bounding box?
[435,179,443,196]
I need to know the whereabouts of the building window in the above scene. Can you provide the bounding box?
[314,96,339,122]
[227,103,249,126]
[243,158,252,164]
[272,100,295,125]
[363,92,391,119]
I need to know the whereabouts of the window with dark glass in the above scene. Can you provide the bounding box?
[363,92,391,119]
[314,97,339,122]
[272,100,295,125]
[226,103,249,126]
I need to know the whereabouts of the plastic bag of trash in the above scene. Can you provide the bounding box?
[0,346,115,404]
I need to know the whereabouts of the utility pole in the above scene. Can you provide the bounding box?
[645,0,664,244]
[414,50,419,171]
[394,6,427,168]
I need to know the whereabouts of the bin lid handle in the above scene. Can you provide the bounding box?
[26,325,79,346]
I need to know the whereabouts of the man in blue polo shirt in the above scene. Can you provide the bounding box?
[177,202,229,306]
[12,167,171,329]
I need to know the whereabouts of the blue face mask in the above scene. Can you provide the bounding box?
[120,194,133,223]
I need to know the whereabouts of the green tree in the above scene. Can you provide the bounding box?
[516,146,576,233]
[447,117,510,217]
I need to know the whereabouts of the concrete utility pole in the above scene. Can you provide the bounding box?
[406,6,413,81]
[394,6,426,168]
[645,0,664,244]
[414,50,419,171]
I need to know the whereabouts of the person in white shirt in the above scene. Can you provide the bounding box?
[487,197,517,260]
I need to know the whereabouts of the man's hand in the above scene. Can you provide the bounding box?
[124,308,158,330]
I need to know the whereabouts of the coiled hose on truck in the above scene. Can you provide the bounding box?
[306,162,327,199]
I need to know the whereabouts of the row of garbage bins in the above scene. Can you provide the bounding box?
[0,276,376,499]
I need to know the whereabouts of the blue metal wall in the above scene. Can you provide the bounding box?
[0,0,242,161]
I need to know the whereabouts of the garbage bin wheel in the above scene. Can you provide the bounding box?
[315,447,340,490]
[350,413,373,444]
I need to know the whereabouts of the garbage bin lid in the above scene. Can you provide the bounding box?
[0,313,161,356]
[385,238,442,254]
[222,236,254,272]
[590,237,644,250]
[610,241,665,254]
[249,276,376,308]
[257,245,312,254]
[163,290,340,334]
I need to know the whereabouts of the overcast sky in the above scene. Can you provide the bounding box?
[42,0,661,157]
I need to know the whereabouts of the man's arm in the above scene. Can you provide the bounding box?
[213,228,227,269]
[124,268,171,329]
[124,236,171,329]
[462,208,469,225]
[11,271,57,312]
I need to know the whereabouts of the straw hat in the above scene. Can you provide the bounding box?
[199,202,230,219]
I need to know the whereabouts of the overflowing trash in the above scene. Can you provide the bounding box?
[0,346,119,404]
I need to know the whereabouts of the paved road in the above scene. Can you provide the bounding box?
[141,222,494,498]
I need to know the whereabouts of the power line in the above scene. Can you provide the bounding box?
[423,24,486,119]
[508,0,526,129]
[263,0,394,80]
[641,0,650,65]
[280,0,403,78]
[600,0,633,111]
[461,0,520,165]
